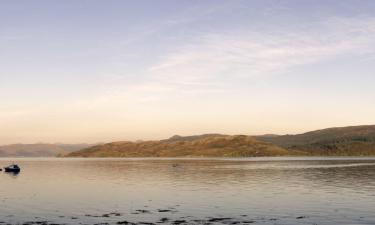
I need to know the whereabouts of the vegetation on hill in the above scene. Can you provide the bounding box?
[66,135,289,157]
[255,125,375,156]
[5,125,375,158]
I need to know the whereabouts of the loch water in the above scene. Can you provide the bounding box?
[1,157,375,224]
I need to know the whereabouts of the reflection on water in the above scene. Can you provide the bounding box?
[4,171,20,178]
[0,157,375,224]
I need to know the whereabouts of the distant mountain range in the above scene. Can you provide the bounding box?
[66,125,375,157]
[0,143,95,157]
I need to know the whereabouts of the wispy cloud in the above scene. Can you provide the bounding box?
[90,16,375,105]
[149,16,375,85]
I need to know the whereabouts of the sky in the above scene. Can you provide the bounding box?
[1,0,375,144]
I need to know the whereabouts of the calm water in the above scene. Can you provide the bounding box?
[1,157,375,225]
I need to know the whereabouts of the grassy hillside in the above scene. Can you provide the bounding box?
[0,143,93,157]
[67,135,289,157]
[255,125,375,156]
[65,125,375,157]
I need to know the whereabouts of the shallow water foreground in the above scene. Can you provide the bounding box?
[1,157,375,225]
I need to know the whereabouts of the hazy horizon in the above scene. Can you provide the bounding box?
[1,124,375,146]
[2,0,375,145]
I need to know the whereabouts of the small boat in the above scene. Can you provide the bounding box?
[4,164,21,173]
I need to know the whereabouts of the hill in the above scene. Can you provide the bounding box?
[66,125,375,157]
[164,134,225,142]
[255,125,375,156]
[0,143,94,157]
[66,135,290,157]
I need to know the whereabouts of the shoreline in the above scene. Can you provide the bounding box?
[2,156,375,161]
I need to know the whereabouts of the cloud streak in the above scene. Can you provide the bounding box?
[89,16,375,106]
[149,16,375,86]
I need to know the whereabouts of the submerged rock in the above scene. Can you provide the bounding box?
[296,216,307,219]
[208,217,232,222]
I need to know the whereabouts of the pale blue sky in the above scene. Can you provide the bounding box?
[1,0,375,144]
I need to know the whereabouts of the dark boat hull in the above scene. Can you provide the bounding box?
[4,168,20,173]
